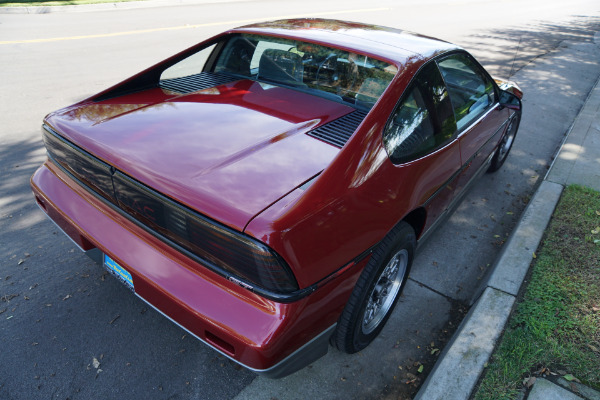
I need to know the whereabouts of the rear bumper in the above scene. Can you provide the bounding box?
[31,161,364,377]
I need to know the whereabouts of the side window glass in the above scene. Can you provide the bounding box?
[437,53,496,130]
[161,44,217,81]
[383,62,456,164]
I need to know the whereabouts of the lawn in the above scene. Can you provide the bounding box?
[474,184,600,400]
[1,0,142,6]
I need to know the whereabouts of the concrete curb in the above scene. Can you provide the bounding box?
[0,0,252,14]
[415,74,600,400]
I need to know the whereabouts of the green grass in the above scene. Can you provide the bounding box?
[1,0,142,7]
[474,184,600,400]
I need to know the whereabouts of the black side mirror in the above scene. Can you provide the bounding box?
[499,89,522,111]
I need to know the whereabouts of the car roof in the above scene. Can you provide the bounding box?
[230,19,460,67]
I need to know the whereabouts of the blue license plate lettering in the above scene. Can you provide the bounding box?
[104,254,134,291]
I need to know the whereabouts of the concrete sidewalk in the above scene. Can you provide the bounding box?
[415,72,600,399]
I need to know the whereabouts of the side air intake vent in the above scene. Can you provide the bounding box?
[159,72,237,94]
[307,110,368,147]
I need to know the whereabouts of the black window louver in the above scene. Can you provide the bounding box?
[159,72,237,94]
[307,109,369,147]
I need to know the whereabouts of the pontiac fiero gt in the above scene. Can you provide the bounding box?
[31,19,522,378]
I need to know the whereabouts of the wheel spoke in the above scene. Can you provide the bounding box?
[361,249,408,334]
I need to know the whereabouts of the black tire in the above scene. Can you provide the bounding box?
[488,111,520,173]
[332,222,416,353]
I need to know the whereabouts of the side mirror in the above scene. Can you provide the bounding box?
[499,90,522,111]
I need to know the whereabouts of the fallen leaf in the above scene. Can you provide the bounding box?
[533,252,537,259]
[1,294,18,302]
[62,294,72,301]
[524,376,536,388]
[563,374,581,383]
[591,227,600,235]
[570,382,579,393]
[417,365,424,373]
[587,344,599,352]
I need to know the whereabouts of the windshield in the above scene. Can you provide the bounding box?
[210,34,398,108]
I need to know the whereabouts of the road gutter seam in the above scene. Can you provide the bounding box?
[407,277,467,304]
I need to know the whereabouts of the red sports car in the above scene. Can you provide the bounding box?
[30,19,522,378]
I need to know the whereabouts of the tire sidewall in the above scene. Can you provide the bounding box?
[336,222,416,353]
[489,110,520,172]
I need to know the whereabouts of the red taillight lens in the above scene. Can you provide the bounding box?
[43,128,117,204]
[112,172,299,294]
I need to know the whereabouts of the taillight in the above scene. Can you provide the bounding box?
[43,127,117,204]
[112,171,299,293]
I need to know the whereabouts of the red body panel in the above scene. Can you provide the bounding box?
[457,106,509,188]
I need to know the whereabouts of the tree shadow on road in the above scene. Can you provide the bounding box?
[459,14,600,77]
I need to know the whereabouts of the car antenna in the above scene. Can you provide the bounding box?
[508,37,522,78]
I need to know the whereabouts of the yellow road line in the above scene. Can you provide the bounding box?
[0,7,390,45]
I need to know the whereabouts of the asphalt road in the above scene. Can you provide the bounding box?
[1,1,599,399]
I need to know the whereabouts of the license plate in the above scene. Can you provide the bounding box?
[104,254,134,291]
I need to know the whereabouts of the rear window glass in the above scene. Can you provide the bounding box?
[163,33,398,109]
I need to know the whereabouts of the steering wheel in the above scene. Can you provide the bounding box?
[316,53,338,86]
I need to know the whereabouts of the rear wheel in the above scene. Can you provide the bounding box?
[488,111,520,173]
[332,222,416,353]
